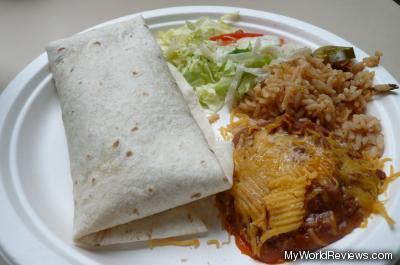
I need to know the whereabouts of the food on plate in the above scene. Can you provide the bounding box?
[216,52,398,263]
[44,10,398,263]
[312,45,355,66]
[157,15,309,111]
[46,16,233,247]
[236,54,397,158]
[218,114,397,263]
[157,15,398,263]
[208,113,220,124]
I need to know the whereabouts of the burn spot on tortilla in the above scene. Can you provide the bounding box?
[187,213,193,223]
[85,154,92,160]
[147,187,154,193]
[222,176,229,183]
[142,92,149,96]
[131,126,139,132]
[94,243,100,247]
[74,180,78,185]
[191,192,201,199]
[93,41,101,46]
[112,140,120,149]
[91,177,96,184]
[99,81,103,86]
[126,150,133,157]
[129,34,133,38]
[71,110,75,114]
[57,47,65,52]
[132,208,139,215]
[181,259,188,263]
[132,71,139,76]
[70,67,74,72]
[144,24,149,29]
[209,148,215,154]
[78,81,82,85]
[200,160,205,165]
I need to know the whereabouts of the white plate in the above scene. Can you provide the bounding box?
[0,6,399,265]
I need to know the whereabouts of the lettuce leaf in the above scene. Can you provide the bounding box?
[156,15,274,111]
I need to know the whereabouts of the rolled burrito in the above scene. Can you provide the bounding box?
[46,16,232,246]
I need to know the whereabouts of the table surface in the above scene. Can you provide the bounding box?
[0,0,399,264]
[1,0,400,92]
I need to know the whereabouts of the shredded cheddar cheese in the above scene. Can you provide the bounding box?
[226,113,399,256]
[206,239,221,248]
[149,238,200,249]
[208,113,220,124]
[221,234,231,245]
[232,129,328,254]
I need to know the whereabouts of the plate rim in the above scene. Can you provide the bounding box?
[1,5,399,265]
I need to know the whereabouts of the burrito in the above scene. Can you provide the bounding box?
[46,16,232,246]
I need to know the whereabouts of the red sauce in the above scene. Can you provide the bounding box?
[217,180,364,264]
[219,115,385,264]
[235,235,253,257]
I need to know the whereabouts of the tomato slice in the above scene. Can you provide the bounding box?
[209,30,264,45]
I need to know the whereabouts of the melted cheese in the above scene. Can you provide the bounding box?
[225,113,398,257]
[232,130,330,254]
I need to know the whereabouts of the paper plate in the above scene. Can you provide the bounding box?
[0,6,399,265]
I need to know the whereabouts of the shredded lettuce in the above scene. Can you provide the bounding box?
[156,15,277,111]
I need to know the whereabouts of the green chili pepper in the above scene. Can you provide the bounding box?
[313,46,355,64]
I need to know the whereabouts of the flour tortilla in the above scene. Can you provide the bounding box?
[168,63,233,179]
[46,16,232,246]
